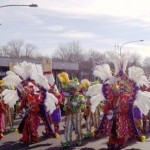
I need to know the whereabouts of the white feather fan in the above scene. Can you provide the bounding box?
[44,73,55,85]
[134,90,150,115]
[111,54,121,75]
[13,62,38,80]
[35,64,43,75]
[90,94,104,113]
[29,63,43,75]
[138,75,150,87]
[128,66,149,87]
[13,62,29,80]
[110,54,128,74]
[86,84,102,97]
[45,92,58,114]
[93,64,112,81]
[3,74,22,87]
[31,73,50,90]
[2,89,19,108]
[121,54,128,73]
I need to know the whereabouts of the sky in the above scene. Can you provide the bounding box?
[0,0,150,58]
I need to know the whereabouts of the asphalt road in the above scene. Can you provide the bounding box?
[1,117,150,150]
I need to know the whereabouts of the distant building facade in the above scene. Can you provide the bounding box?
[0,57,79,84]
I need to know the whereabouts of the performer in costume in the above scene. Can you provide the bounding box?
[58,72,85,147]
[42,59,62,138]
[102,82,131,149]
[90,54,149,149]
[0,84,6,140]
[2,61,58,143]
[85,81,104,138]
[80,79,102,138]
[48,85,62,136]
[18,83,40,143]
[134,105,142,130]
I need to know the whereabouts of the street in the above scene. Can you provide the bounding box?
[1,117,150,150]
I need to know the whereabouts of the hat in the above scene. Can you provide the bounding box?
[80,79,90,90]
[57,72,70,84]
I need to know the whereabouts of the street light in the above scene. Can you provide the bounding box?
[119,39,144,55]
[0,4,38,8]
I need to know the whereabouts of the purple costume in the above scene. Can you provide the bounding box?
[51,108,61,123]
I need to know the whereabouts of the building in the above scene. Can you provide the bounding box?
[0,57,79,84]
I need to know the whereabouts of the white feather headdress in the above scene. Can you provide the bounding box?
[86,83,104,113]
[3,71,22,87]
[134,91,150,115]
[44,73,55,85]
[86,84,102,97]
[111,54,128,74]
[31,73,50,90]
[128,66,150,87]
[2,89,19,108]
[45,92,58,114]
[93,64,112,81]
[90,94,104,113]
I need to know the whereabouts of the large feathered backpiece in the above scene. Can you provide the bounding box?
[86,83,105,113]
[94,54,150,142]
[2,61,58,115]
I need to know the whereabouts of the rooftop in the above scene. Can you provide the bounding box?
[0,56,79,70]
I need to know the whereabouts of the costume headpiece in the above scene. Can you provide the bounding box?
[2,61,58,114]
[92,53,150,141]
[80,79,90,90]
[57,72,70,84]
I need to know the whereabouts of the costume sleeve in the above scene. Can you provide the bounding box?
[120,99,129,114]
[103,101,111,114]
[18,97,26,112]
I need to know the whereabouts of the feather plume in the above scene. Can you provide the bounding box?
[13,62,28,79]
[111,54,121,75]
[45,92,58,114]
[93,64,112,81]
[35,64,43,75]
[13,62,39,80]
[121,54,128,73]
[44,73,55,85]
[86,84,102,97]
[128,66,149,87]
[3,74,22,87]
[31,73,49,90]
[138,75,150,87]
[134,90,150,115]
[28,63,43,75]
[2,89,19,107]
[90,94,104,113]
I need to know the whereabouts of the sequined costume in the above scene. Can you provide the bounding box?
[0,86,5,140]
[58,72,85,147]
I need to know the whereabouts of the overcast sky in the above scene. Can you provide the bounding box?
[0,0,150,58]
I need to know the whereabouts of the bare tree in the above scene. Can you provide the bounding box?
[0,39,37,58]
[23,42,36,58]
[53,41,84,63]
[7,40,24,57]
[128,53,141,67]
[0,45,9,57]
[88,49,106,65]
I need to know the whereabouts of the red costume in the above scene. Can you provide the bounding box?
[18,88,40,143]
[0,99,5,140]
[103,92,130,149]
[0,86,5,140]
